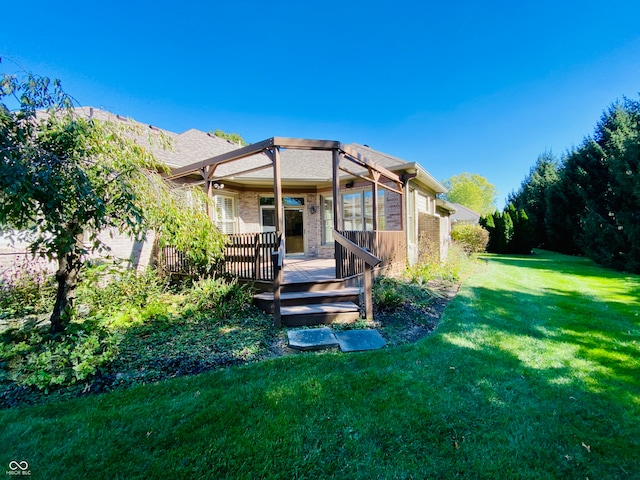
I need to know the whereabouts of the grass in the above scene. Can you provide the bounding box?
[1,250,639,478]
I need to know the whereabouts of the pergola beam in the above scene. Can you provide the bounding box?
[338,165,404,196]
[340,145,402,184]
[271,137,341,150]
[167,137,404,189]
[209,162,273,181]
[167,137,276,180]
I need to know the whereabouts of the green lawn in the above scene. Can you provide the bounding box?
[1,250,638,479]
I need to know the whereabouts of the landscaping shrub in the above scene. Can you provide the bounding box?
[373,276,434,311]
[77,263,168,315]
[373,277,405,311]
[183,278,255,319]
[451,224,489,253]
[406,240,480,285]
[0,326,118,393]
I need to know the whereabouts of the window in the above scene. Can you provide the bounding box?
[259,197,304,206]
[341,190,385,231]
[321,196,333,244]
[261,208,276,232]
[342,192,363,230]
[213,195,236,234]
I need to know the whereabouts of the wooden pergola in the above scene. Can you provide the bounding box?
[168,137,405,235]
[168,137,407,324]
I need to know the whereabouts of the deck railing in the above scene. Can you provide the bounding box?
[158,246,197,275]
[335,230,406,279]
[224,232,280,281]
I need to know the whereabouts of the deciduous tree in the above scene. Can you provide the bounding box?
[443,172,497,216]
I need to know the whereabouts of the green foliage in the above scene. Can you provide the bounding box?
[443,172,498,216]
[1,72,228,332]
[0,327,118,393]
[0,256,55,318]
[0,73,166,332]
[509,97,640,272]
[407,241,478,284]
[182,278,255,319]
[507,203,534,254]
[507,151,560,248]
[373,276,436,313]
[1,266,269,399]
[373,277,405,311]
[451,223,489,253]
[480,204,532,254]
[76,264,171,328]
[143,175,226,277]
[212,129,247,146]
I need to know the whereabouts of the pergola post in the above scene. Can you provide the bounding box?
[371,170,380,231]
[332,149,342,231]
[203,166,215,220]
[272,147,284,236]
[271,147,284,327]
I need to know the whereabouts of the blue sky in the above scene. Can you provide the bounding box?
[2,0,639,206]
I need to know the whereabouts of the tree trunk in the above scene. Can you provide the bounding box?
[50,254,80,334]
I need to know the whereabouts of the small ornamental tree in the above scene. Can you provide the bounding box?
[0,74,165,332]
[141,174,226,277]
[0,73,226,332]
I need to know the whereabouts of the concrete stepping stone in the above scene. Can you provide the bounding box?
[334,329,386,352]
[287,327,338,351]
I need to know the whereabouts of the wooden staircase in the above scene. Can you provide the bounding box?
[253,279,362,326]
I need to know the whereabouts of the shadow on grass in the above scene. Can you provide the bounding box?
[415,250,640,476]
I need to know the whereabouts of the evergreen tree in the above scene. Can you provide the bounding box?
[480,212,498,252]
[508,203,534,254]
[508,151,559,248]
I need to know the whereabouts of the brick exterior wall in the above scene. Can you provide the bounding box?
[93,229,156,269]
[0,228,155,282]
[417,212,450,263]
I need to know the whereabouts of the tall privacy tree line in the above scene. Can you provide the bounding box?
[479,203,533,255]
[506,97,640,273]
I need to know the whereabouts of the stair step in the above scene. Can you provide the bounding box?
[280,301,361,327]
[281,301,360,315]
[254,287,361,302]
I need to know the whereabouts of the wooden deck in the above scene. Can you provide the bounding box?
[282,257,336,283]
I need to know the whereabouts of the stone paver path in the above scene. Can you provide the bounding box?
[287,327,386,352]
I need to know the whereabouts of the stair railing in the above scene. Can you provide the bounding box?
[271,235,285,327]
[333,230,382,320]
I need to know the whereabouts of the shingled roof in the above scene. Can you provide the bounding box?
[76,107,241,168]
[77,108,446,193]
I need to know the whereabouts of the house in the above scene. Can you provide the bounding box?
[2,108,456,325]
[71,109,455,272]
[167,138,455,264]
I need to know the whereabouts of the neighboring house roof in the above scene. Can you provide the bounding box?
[450,203,480,224]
